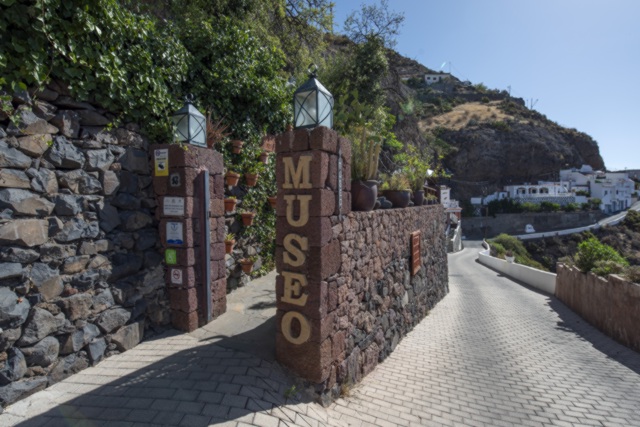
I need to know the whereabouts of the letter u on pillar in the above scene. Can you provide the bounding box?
[284,195,312,227]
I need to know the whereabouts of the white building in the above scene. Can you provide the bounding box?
[440,186,462,220]
[504,181,575,205]
[560,165,634,213]
[424,73,450,85]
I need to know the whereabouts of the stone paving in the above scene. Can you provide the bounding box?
[3,242,640,426]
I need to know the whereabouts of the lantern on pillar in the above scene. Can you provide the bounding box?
[171,94,206,147]
[293,65,334,129]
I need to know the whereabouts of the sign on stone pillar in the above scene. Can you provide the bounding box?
[274,127,351,384]
[151,144,227,332]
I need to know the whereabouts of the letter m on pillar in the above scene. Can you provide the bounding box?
[282,156,312,189]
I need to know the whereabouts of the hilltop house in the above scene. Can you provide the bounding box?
[424,73,451,85]
[470,165,634,214]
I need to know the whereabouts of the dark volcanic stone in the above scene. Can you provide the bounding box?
[47,353,89,385]
[0,247,39,263]
[0,377,47,406]
[0,288,31,329]
[45,136,85,169]
[16,307,66,347]
[21,336,59,367]
[96,307,131,334]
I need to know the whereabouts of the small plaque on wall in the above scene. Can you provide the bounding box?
[411,231,421,276]
[163,197,185,216]
[170,268,183,285]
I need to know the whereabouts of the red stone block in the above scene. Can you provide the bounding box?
[211,297,226,319]
[211,278,227,301]
[152,175,168,196]
[328,283,338,312]
[209,242,225,261]
[212,174,224,199]
[165,266,197,288]
[327,153,350,191]
[275,130,295,153]
[275,216,332,248]
[276,332,332,383]
[275,308,335,344]
[275,238,342,281]
[276,151,329,190]
[210,198,224,217]
[310,127,338,153]
[331,330,346,360]
[169,287,198,312]
[165,167,201,197]
[275,275,328,320]
[275,188,336,218]
[292,128,310,151]
[159,218,198,248]
[171,309,199,332]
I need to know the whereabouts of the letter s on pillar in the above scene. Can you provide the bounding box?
[283,234,309,267]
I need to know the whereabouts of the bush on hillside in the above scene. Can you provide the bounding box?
[574,237,628,274]
[489,233,548,271]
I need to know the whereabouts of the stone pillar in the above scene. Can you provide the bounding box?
[151,144,226,332]
[274,127,350,384]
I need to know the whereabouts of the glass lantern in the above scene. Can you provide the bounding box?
[171,94,206,147]
[293,66,334,129]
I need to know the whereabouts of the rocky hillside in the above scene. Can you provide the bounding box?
[382,54,605,201]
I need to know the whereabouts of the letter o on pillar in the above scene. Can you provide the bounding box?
[281,311,311,345]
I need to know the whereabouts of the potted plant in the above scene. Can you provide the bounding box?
[225,233,236,254]
[259,151,270,164]
[206,113,230,149]
[267,196,277,209]
[244,162,264,187]
[349,124,382,211]
[224,196,237,212]
[505,250,515,263]
[404,146,433,206]
[239,257,254,274]
[425,192,438,205]
[240,210,256,226]
[231,139,244,154]
[380,173,411,208]
[225,170,240,186]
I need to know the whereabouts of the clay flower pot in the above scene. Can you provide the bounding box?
[224,198,237,212]
[225,239,236,254]
[239,259,253,274]
[383,190,411,208]
[231,140,244,154]
[240,212,255,226]
[351,180,378,211]
[412,190,425,206]
[267,196,277,209]
[225,171,240,186]
[244,173,259,187]
[259,152,270,164]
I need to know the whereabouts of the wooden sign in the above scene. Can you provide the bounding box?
[411,231,421,276]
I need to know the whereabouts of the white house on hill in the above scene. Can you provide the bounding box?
[424,73,451,85]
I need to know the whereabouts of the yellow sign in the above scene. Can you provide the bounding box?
[154,148,169,176]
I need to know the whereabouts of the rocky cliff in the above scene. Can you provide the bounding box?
[382,53,605,201]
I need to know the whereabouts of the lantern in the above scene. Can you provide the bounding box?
[171,95,206,147]
[293,65,333,129]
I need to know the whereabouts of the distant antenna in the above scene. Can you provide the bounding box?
[528,98,538,109]
[507,85,511,97]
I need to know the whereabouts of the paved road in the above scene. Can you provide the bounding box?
[3,243,640,426]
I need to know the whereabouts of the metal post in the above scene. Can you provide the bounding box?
[337,143,343,220]
[198,170,212,323]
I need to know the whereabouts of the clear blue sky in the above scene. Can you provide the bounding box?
[332,0,639,171]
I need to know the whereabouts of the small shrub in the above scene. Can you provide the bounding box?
[574,237,628,273]
[625,266,640,283]
[480,96,490,104]
[592,260,626,277]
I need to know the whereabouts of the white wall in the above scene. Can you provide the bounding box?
[478,242,557,294]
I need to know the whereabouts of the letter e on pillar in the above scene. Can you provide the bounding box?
[281,271,308,306]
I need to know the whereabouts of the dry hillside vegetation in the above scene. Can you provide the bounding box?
[420,101,517,131]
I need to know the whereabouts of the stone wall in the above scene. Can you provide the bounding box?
[463,211,605,238]
[0,87,167,406]
[555,264,640,352]
[274,128,449,403]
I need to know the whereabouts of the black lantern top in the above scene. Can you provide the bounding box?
[293,65,334,129]
[172,95,206,147]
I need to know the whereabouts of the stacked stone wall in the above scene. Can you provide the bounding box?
[0,86,168,406]
[274,128,449,403]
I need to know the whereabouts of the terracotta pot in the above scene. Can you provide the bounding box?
[244,173,258,187]
[351,180,378,211]
[412,190,425,206]
[224,198,237,212]
[225,240,235,254]
[240,212,255,226]
[383,190,411,208]
[268,196,277,209]
[231,140,244,154]
[239,259,253,274]
[225,171,240,186]
[259,152,270,164]
[285,124,293,132]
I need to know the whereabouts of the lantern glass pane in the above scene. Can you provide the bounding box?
[172,114,189,142]
[295,90,317,128]
[190,115,206,146]
[317,91,333,128]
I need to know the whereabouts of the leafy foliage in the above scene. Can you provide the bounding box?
[489,233,547,270]
[343,0,404,48]
[574,237,628,274]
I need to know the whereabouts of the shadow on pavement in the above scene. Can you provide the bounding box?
[548,297,640,376]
